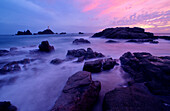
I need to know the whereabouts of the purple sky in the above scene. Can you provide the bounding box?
[0,0,169,34]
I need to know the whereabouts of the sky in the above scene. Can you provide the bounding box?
[0,0,169,34]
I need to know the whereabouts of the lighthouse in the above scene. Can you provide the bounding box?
[48,26,50,29]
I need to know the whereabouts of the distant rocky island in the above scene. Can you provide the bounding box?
[16,30,32,35]
[92,27,156,39]
[38,29,54,34]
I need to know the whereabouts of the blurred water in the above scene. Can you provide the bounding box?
[0,33,170,111]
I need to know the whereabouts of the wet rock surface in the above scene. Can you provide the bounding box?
[0,101,17,111]
[103,84,166,111]
[50,58,64,65]
[66,48,105,62]
[51,71,101,111]
[72,38,90,45]
[83,58,117,73]
[120,52,170,96]
[0,58,33,74]
[39,41,54,52]
[92,27,156,39]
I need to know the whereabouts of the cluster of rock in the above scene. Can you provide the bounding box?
[16,30,32,35]
[120,52,170,95]
[83,58,117,73]
[51,71,101,111]
[66,48,105,62]
[156,36,170,40]
[0,101,17,111]
[72,38,90,45]
[0,50,9,56]
[92,27,156,39]
[38,41,54,52]
[0,58,33,74]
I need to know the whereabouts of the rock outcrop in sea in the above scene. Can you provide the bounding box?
[66,48,105,62]
[16,30,32,35]
[83,58,117,73]
[72,38,91,45]
[38,41,54,52]
[92,27,156,39]
[38,29,54,34]
[51,71,101,111]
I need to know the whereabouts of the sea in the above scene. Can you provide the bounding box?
[0,33,170,111]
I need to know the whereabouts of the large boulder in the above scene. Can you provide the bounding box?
[0,101,17,111]
[66,48,105,61]
[51,71,101,111]
[120,52,170,96]
[92,27,156,39]
[83,58,117,73]
[39,41,54,52]
[72,38,90,45]
[103,84,166,111]
[38,29,54,34]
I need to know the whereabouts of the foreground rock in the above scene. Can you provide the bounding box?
[120,52,170,95]
[16,30,32,35]
[38,29,54,34]
[72,38,90,45]
[39,41,54,52]
[126,39,159,44]
[0,101,17,111]
[83,58,117,73]
[0,58,33,74]
[51,71,101,111]
[66,48,105,61]
[103,84,166,111]
[92,27,156,39]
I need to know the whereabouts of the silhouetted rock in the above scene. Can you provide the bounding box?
[0,101,17,111]
[92,27,156,39]
[120,52,170,96]
[105,40,119,43]
[126,39,159,44]
[51,71,101,111]
[83,58,117,73]
[66,48,104,62]
[103,84,166,111]
[38,29,54,34]
[16,30,32,35]
[38,41,54,52]
[79,32,84,34]
[72,38,90,45]
[0,50,9,56]
[60,32,66,35]
[156,36,170,40]
[50,58,64,65]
